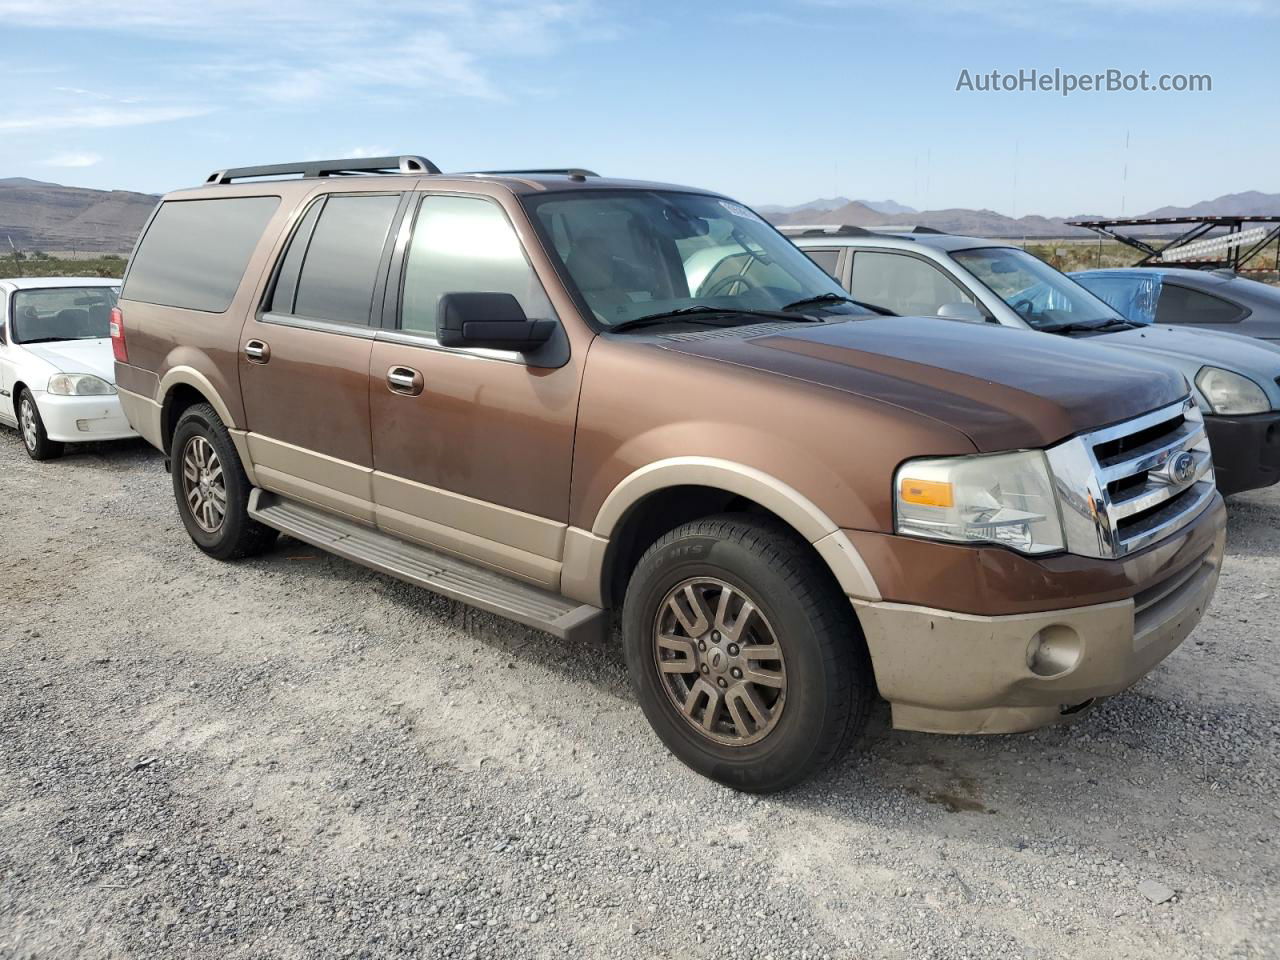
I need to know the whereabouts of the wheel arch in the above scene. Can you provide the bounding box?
[158,366,238,453]
[569,457,881,609]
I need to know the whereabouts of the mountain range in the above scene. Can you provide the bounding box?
[0,177,158,254]
[1,176,1277,253]
[761,191,1280,238]
[756,197,918,216]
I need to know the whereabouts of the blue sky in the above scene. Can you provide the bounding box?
[0,0,1274,217]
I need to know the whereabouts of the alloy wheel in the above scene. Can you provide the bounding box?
[181,435,227,533]
[20,397,38,452]
[653,577,787,746]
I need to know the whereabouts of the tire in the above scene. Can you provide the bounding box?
[170,402,277,560]
[18,388,64,461]
[622,514,873,793]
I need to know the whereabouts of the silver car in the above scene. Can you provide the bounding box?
[785,226,1280,495]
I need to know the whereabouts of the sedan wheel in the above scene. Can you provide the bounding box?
[20,396,38,452]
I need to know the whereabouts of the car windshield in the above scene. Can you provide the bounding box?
[10,287,119,344]
[523,190,868,327]
[952,247,1121,330]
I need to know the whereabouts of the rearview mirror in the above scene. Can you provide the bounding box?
[437,293,556,353]
[936,302,986,323]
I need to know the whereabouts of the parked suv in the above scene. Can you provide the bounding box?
[787,226,1280,495]
[115,157,1225,791]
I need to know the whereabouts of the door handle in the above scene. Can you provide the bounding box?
[244,339,270,363]
[387,366,424,396]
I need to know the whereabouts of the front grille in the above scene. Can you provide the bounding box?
[1045,397,1216,559]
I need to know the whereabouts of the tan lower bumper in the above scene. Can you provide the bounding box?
[853,533,1224,735]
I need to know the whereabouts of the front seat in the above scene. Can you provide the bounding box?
[566,234,634,322]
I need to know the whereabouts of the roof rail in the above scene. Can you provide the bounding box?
[775,224,874,237]
[471,168,599,181]
[205,155,441,185]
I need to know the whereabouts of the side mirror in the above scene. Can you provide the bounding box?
[437,293,556,353]
[936,302,986,323]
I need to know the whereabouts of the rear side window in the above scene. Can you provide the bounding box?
[270,194,400,326]
[1156,283,1246,325]
[851,251,974,316]
[803,248,841,279]
[123,197,279,312]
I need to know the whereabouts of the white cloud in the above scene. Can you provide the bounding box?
[0,105,213,132]
[0,1,599,104]
[45,152,103,168]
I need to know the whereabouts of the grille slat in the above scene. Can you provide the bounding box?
[1047,397,1217,559]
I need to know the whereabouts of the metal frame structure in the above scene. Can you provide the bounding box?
[1066,214,1280,273]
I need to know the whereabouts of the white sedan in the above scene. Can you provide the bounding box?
[0,277,136,460]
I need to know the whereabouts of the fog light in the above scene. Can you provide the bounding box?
[1026,625,1082,678]
[76,419,92,432]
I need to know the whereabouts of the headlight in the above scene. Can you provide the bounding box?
[895,450,1065,555]
[47,373,116,396]
[1194,366,1269,415]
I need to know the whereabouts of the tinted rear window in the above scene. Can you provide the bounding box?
[290,194,400,325]
[123,196,279,313]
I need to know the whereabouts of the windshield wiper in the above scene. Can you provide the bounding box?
[783,292,894,316]
[607,305,821,334]
[1038,317,1137,334]
[15,337,70,344]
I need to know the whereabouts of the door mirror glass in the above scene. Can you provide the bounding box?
[437,293,556,352]
[936,302,986,323]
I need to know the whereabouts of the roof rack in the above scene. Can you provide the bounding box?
[471,168,599,181]
[205,155,441,185]
[776,224,874,237]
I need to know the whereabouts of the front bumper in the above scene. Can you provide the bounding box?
[853,527,1225,735]
[36,391,137,443]
[1203,411,1280,495]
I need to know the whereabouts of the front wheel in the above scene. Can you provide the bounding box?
[18,389,63,461]
[170,403,276,560]
[622,515,873,793]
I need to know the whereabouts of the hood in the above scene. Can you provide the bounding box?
[1097,324,1280,382]
[658,316,1188,451]
[22,339,117,383]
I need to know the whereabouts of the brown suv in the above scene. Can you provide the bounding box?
[113,156,1226,792]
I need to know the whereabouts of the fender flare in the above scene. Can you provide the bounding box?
[158,366,238,434]
[590,456,881,601]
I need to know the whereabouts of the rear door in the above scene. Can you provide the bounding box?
[367,189,581,589]
[239,189,407,524]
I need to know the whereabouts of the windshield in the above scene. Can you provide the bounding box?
[523,190,867,326]
[952,248,1121,330]
[10,287,119,344]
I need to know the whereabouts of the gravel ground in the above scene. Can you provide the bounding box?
[0,429,1276,960]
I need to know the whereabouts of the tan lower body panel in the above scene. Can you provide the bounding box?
[246,433,563,590]
[117,388,163,450]
[853,541,1222,735]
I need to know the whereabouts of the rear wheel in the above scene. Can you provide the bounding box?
[18,389,63,461]
[170,403,276,560]
[622,515,873,793]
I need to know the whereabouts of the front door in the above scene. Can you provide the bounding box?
[368,191,581,589]
[238,190,406,523]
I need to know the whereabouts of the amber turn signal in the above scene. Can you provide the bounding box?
[899,477,954,508]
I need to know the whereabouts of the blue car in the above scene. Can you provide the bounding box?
[1073,267,1280,342]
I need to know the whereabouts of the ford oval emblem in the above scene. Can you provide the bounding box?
[1171,451,1196,484]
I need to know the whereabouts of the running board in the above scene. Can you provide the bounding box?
[248,490,608,644]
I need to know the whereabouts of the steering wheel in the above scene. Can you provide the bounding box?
[1011,296,1035,318]
[701,272,763,299]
